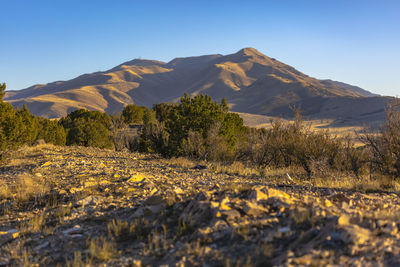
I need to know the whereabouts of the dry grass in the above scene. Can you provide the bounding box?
[163,157,197,168]
[209,161,260,177]
[0,174,50,203]
[88,237,119,262]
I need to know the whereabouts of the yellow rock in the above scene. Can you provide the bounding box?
[219,197,231,211]
[0,230,19,239]
[59,189,67,195]
[99,180,111,186]
[338,214,350,226]
[267,188,291,200]
[11,232,19,238]
[210,201,219,208]
[324,199,333,207]
[84,181,97,187]
[41,161,51,167]
[69,187,83,194]
[249,187,269,201]
[127,174,145,184]
[249,187,294,204]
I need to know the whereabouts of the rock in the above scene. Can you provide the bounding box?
[218,209,241,221]
[377,220,398,235]
[194,191,211,201]
[145,195,164,206]
[338,214,350,226]
[249,186,293,204]
[99,179,111,186]
[173,186,184,195]
[76,195,104,207]
[341,225,371,245]
[329,193,350,204]
[63,225,82,235]
[219,196,231,211]
[193,165,207,170]
[181,200,213,227]
[0,229,19,245]
[242,201,269,216]
[34,241,49,252]
[84,180,97,187]
[292,254,312,265]
[248,187,269,202]
[41,161,51,167]
[59,189,67,194]
[145,204,164,215]
[127,174,145,184]
[279,226,291,233]
[324,199,334,207]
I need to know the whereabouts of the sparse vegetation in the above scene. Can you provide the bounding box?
[60,109,113,148]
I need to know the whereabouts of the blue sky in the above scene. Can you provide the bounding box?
[1,0,399,96]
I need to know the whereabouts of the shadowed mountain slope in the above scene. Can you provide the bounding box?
[4,48,392,125]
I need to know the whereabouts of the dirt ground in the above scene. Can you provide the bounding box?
[1,144,400,266]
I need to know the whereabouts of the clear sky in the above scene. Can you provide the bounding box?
[1,0,399,96]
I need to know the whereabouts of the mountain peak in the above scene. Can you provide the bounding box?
[236,47,264,57]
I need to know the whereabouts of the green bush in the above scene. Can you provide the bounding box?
[37,117,66,146]
[60,109,113,149]
[121,104,148,124]
[139,94,244,160]
[0,102,39,151]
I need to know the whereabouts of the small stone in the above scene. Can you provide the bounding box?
[127,174,145,184]
[145,195,164,205]
[242,201,269,216]
[338,214,350,226]
[248,187,269,202]
[173,187,184,195]
[280,226,291,233]
[63,225,82,235]
[59,189,68,195]
[341,225,370,245]
[293,254,312,265]
[77,196,104,207]
[84,181,97,187]
[324,199,333,207]
[99,180,111,186]
[34,241,49,252]
[41,161,51,167]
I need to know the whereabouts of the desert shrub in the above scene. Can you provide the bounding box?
[363,100,400,179]
[238,112,344,178]
[37,117,66,145]
[0,102,39,151]
[338,136,369,177]
[140,94,244,159]
[182,130,206,159]
[143,108,157,125]
[121,104,148,124]
[0,83,5,101]
[60,109,113,148]
[139,121,169,154]
[153,102,176,122]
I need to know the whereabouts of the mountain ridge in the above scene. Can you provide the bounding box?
[4,48,391,125]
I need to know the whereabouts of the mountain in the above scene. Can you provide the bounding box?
[4,48,391,125]
[320,79,379,97]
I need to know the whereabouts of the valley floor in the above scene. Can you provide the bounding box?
[0,145,400,266]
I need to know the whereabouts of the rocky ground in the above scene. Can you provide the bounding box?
[0,144,400,266]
